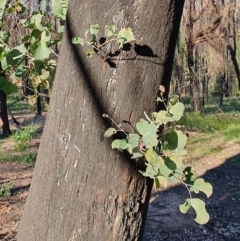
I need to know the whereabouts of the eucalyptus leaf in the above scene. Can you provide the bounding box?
[104,127,117,138]
[141,163,158,178]
[72,37,84,46]
[145,149,163,169]
[90,24,100,35]
[131,152,143,159]
[194,178,213,198]
[180,198,210,225]
[136,119,158,147]
[31,41,51,60]
[104,25,116,37]
[112,139,128,150]
[117,27,135,48]
[0,31,10,44]
[156,175,168,188]
[169,102,185,121]
[0,0,7,19]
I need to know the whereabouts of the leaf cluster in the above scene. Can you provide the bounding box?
[72,24,135,57]
[0,1,63,105]
[103,91,213,225]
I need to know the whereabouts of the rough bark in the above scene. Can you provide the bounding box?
[17,1,184,240]
[0,90,11,136]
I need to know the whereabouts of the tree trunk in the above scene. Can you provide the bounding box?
[0,90,11,137]
[17,1,185,240]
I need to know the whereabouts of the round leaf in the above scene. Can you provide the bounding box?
[194,178,213,198]
[112,139,128,150]
[136,119,158,147]
[104,127,117,138]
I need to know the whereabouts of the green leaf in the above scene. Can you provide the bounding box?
[112,139,128,150]
[53,0,69,20]
[85,30,90,38]
[41,30,51,42]
[136,119,158,147]
[1,57,8,70]
[127,133,140,151]
[141,163,158,179]
[31,29,42,43]
[169,102,185,121]
[0,77,17,95]
[164,130,187,153]
[180,198,209,225]
[159,162,173,178]
[11,44,27,59]
[164,157,177,170]
[104,25,116,38]
[155,175,168,189]
[0,76,7,89]
[0,0,7,19]
[179,199,191,214]
[0,20,4,28]
[31,13,46,31]
[0,31,10,44]
[145,149,163,169]
[104,127,117,138]
[168,167,184,184]
[131,152,143,159]
[31,41,51,60]
[21,34,31,43]
[90,24,100,35]
[2,82,17,95]
[58,26,65,33]
[194,178,213,198]
[72,37,84,46]
[117,27,135,48]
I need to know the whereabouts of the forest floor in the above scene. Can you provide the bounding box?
[0,112,240,241]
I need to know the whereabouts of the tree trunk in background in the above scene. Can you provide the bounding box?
[0,90,11,136]
[186,22,201,111]
[17,1,184,240]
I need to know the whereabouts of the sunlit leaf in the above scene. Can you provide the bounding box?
[131,152,143,159]
[90,24,100,35]
[31,41,51,59]
[155,175,168,189]
[194,178,213,198]
[169,102,185,121]
[136,119,158,147]
[117,27,135,48]
[141,163,158,179]
[112,139,128,150]
[145,149,163,169]
[0,0,7,19]
[105,25,116,38]
[104,127,117,138]
[72,37,84,46]
[41,30,51,42]
[0,31,10,44]
[180,198,210,225]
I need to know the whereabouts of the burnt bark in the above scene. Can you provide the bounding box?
[0,90,11,136]
[17,1,185,240]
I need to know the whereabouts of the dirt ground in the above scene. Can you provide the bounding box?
[0,114,240,240]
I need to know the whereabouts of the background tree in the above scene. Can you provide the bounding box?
[17,0,185,240]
